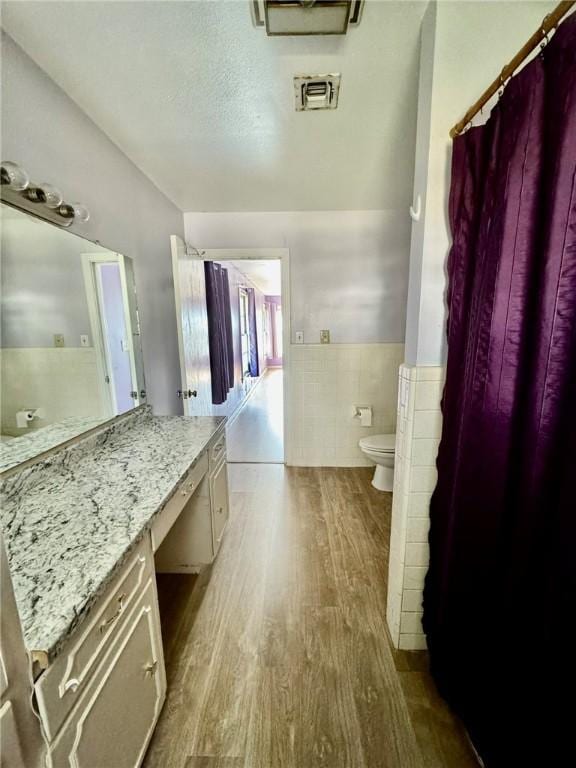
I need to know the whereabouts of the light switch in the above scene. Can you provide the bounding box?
[80,334,90,347]
[53,334,65,348]
[295,331,304,344]
[320,330,330,344]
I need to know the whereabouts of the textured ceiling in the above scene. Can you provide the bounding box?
[1,1,426,212]
[229,259,282,295]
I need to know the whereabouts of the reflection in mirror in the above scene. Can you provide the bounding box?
[0,203,146,472]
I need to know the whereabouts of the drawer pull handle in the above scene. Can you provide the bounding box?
[64,678,80,694]
[144,660,158,678]
[99,592,127,634]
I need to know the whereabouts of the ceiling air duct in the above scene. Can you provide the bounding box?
[252,0,364,36]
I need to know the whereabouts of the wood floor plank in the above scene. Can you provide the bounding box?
[185,758,244,768]
[144,465,478,768]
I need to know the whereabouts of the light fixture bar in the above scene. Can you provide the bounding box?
[0,161,89,227]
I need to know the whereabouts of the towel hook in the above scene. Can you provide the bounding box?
[409,194,421,222]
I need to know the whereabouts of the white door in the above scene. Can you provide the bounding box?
[118,255,146,404]
[82,253,142,416]
[170,235,212,416]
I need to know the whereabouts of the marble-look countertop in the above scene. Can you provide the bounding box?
[0,413,225,664]
[0,414,109,473]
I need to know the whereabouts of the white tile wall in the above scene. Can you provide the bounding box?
[0,348,106,435]
[288,343,404,466]
[386,363,445,651]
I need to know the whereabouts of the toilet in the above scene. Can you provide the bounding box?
[358,433,396,491]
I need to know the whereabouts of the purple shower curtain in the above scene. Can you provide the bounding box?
[423,14,576,767]
[205,262,234,405]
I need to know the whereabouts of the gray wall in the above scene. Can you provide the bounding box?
[1,33,185,414]
[185,211,410,345]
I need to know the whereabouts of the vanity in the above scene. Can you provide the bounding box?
[0,199,230,767]
[1,410,229,767]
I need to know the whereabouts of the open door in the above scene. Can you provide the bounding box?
[170,235,212,416]
[82,252,143,416]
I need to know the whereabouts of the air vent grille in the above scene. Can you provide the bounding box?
[294,74,341,111]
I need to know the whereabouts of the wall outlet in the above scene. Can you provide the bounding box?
[320,329,330,344]
[80,334,90,347]
[53,334,65,348]
[295,331,304,344]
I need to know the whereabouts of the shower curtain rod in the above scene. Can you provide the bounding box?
[450,0,575,138]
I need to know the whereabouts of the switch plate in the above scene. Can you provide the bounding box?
[53,334,65,348]
[80,334,90,347]
[295,331,304,344]
[320,330,330,344]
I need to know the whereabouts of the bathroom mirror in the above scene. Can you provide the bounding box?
[0,203,146,472]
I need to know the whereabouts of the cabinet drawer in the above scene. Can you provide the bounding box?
[35,537,152,742]
[151,451,208,552]
[48,577,165,768]
[211,459,229,554]
[209,434,226,470]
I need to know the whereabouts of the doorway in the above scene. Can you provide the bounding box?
[171,241,290,462]
[82,252,142,417]
[221,258,285,463]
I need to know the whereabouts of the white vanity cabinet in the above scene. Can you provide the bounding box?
[47,578,165,768]
[36,535,166,768]
[154,430,229,573]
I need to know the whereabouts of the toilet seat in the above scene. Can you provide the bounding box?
[359,434,396,454]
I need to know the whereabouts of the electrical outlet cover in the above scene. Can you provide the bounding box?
[295,331,304,344]
[320,330,330,344]
[53,334,65,348]
[80,334,90,347]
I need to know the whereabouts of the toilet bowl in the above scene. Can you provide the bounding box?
[359,433,396,492]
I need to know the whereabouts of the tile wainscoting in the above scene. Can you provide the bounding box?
[0,348,106,436]
[288,343,404,467]
[387,363,444,650]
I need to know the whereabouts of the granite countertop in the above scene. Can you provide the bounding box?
[0,415,110,473]
[0,413,226,665]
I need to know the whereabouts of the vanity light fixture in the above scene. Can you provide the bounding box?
[0,161,90,227]
[0,161,30,191]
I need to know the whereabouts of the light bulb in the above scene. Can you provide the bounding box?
[71,203,90,223]
[36,183,63,208]
[1,161,30,191]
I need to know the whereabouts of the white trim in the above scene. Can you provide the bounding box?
[200,247,292,465]
[117,254,141,407]
[81,254,115,418]
[81,253,140,418]
[94,264,119,415]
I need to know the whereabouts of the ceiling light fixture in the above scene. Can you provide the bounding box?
[252,0,364,36]
[1,161,90,227]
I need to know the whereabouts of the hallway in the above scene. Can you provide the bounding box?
[146,465,478,768]
[226,369,284,464]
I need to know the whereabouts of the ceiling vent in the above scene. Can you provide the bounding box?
[252,1,364,36]
[294,74,341,111]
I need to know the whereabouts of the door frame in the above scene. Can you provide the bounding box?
[81,252,141,418]
[199,248,292,465]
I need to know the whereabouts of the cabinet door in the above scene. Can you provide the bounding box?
[0,536,44,768]
[49,579,165,768]
[211,459,229,554]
